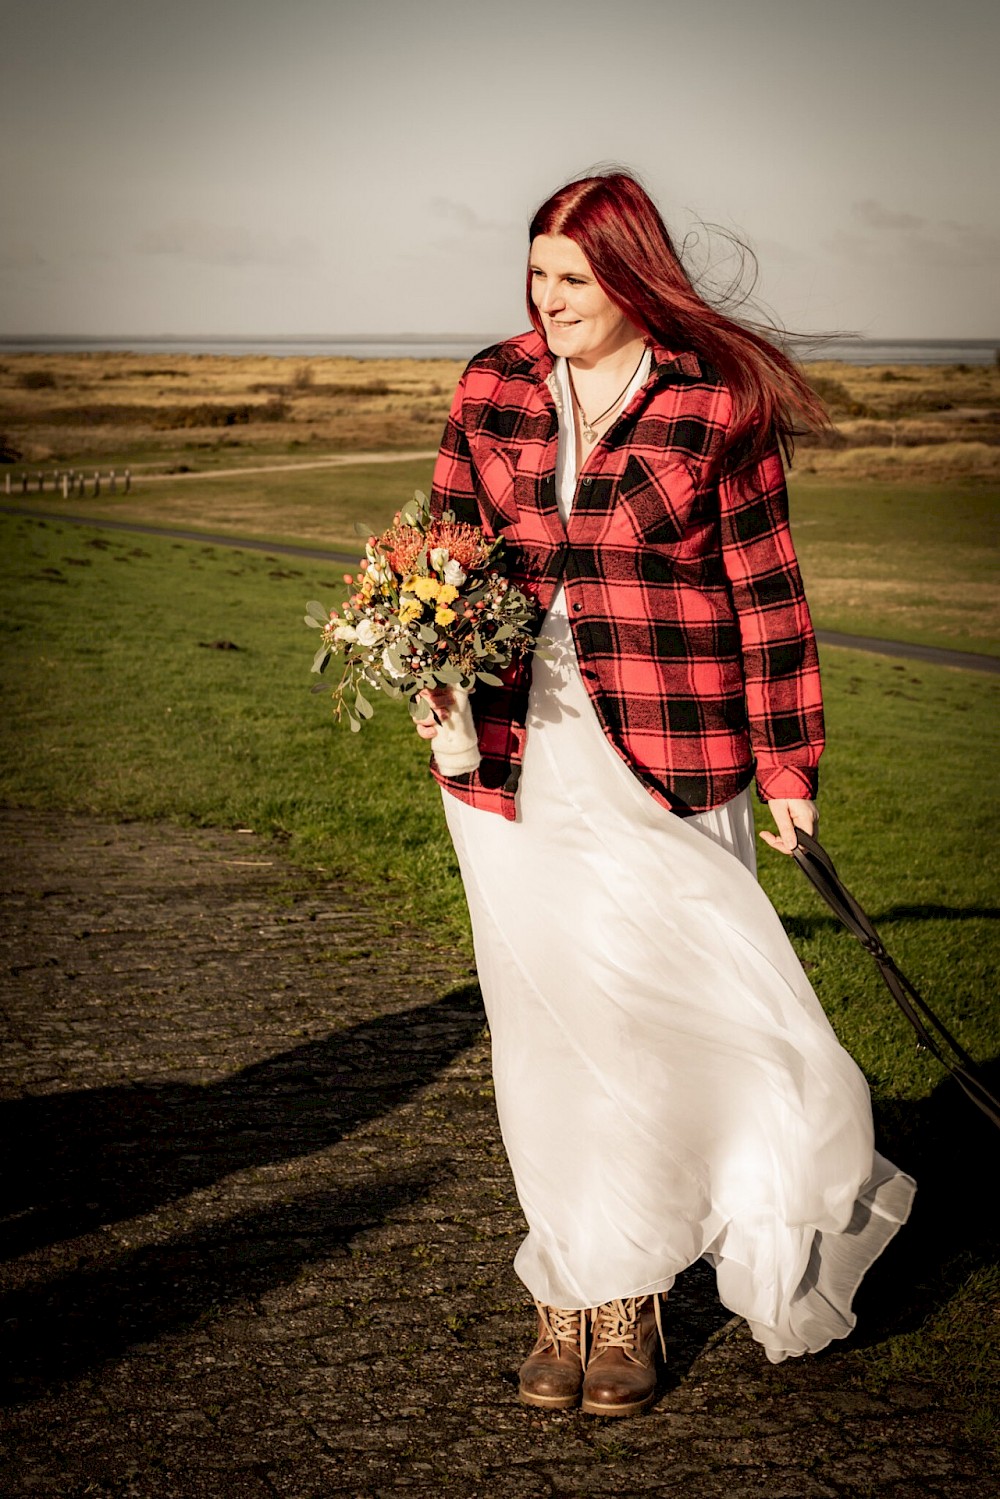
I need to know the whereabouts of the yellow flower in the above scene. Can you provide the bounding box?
[413,576,441,602]
[434,606,457,626]
[399,599,423,625]
[436,583,459,604]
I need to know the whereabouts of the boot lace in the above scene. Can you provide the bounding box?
[590,1296,667,1363]
[534,1300,589,1364]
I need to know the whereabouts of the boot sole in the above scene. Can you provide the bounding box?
[518,1388,581,1411]
[580,1390,656,1418]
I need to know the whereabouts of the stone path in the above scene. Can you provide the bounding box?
[0,808,993,1498]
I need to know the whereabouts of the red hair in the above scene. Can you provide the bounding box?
[527,170,830,469]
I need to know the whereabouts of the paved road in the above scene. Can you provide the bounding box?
[1,808,994,1498]
[4,504,998,676]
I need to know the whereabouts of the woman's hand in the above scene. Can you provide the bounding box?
[759,798,818,855]
[413,686,456,740]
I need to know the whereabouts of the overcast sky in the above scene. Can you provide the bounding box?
[2,0,997,339]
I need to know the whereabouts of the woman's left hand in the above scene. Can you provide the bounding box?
[759,798,818,855]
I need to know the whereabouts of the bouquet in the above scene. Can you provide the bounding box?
[304,491,542,775]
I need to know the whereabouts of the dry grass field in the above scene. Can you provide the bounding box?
[1,351,998,481]
[0,353,462,471]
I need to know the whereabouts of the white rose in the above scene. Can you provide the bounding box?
[443,558,467,587]
[429,546,449,573]
[355,618,383,648]
[333,624,358,642]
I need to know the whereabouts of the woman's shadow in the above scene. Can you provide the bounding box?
[1,982,487,1404]
[1,982,485,1263]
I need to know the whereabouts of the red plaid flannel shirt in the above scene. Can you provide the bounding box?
[429,329,824,821]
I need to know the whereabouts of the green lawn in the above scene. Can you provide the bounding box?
[7,463,998,656]
[789,475,1000,657]
[1,510,998,1445]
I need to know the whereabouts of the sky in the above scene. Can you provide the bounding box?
[1,0,997,339]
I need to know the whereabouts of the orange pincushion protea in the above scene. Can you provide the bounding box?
[380,518,492,577]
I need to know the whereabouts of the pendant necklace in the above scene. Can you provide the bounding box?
[567,348,647,444]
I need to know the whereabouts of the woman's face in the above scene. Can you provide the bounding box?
[529,233,640,367]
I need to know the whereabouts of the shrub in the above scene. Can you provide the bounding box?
[16,370,57,390]
[803,374,875,419]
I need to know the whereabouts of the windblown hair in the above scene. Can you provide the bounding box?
[527,170,830,469]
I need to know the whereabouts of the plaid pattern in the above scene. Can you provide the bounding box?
[429,330,824,821]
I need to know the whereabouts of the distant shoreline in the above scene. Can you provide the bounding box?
[1,334,998,366]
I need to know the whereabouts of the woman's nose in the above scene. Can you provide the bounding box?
[538,281,564,314]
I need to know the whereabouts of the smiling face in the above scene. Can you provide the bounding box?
[529,233,641,368]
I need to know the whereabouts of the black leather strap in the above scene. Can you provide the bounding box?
[791,829,1000,1131]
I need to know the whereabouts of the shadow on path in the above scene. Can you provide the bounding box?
[844,1056,1000,1350]
[1,1172,435,1407]
[1,983,484,1262]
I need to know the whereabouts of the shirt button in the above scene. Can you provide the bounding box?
[572,602,583,612]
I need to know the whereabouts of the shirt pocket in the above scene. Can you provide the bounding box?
[616,454,698,547]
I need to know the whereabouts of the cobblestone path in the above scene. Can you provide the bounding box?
[0,808,993,1498]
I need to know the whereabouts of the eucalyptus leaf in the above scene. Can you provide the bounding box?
[476,670,504,686]
[355,691,375,719]
[311,645,330,674]
[410,697,433,721]
[305,600,328,622]
[303,614,322,628]
[417,624,438,643]
[436,665,463,685]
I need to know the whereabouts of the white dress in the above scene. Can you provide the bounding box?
[441,354,915,1362]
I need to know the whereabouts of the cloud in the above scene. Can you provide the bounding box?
[428,198,512,235]
[0,242,47,271]
[136,221,318,268]
[826,214,1000,271]
[852,198,925,232]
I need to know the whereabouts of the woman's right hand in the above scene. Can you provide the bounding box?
[413,686,456,740]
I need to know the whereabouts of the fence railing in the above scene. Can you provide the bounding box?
[4,468,132,498]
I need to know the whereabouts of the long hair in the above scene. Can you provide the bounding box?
[527,170,831,469]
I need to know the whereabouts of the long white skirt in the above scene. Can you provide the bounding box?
[442,587,915,1363]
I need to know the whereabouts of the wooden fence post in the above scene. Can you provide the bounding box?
[77,472,85,498]
[93,471,100,497]
[124,468,131,494]
[4,472,9,495]
[109,470,117,495]
[62,473,70,499]
[21,473,28,494]
[36,472,44,493]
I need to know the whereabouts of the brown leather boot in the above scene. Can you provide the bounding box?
[580,1295,665,1417]
[517,1300,589,1410]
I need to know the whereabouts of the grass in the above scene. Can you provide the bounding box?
[1,498,998,1450]
[3,510,996,1065]
[6,460,998,656]
[789,476,1000,655]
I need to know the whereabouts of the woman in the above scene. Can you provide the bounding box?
[417,170,915,1418]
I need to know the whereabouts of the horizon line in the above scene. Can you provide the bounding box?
[1,332,998,345]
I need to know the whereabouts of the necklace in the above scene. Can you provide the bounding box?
[567,348,647,444]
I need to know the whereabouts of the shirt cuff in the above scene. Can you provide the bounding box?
[755,763,819,802]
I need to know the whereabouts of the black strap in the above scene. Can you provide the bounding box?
[791,829,1000,1131]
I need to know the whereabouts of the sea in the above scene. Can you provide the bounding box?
[0,334,997,366]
